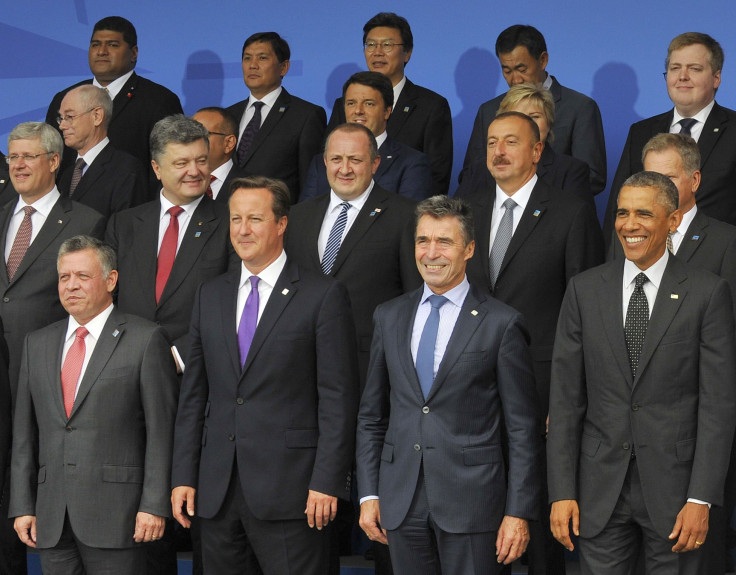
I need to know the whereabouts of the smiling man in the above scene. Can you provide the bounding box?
[46,17,182,195]
[548,170,736,574]
[605,32,736,248]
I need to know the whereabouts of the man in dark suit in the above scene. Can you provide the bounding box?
[302,72,432,202]
[463,25,606,195]
[0,152,16,205]
[464,111,603,575]
[548,171,736,574]
[46,16,183,196]
[192,107,239,204]
[56,85,147,219]
[171,176,360,575]
[227,32,326,203]
[9,235,179,574]
[604,33,736,248]
[356,195,543,575]
[328,13,453,196]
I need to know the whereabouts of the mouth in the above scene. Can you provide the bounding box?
[624,236,646,244]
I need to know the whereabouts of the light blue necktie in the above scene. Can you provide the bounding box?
[489,197,517,287]
[416,295,448,399]
[321,202,350,274]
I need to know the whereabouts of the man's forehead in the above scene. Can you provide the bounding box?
[8,138,42,151]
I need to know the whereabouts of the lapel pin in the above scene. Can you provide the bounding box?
[198,221,203,226]
[403,106,410,113]
[112,329,120,337]
[369,208,382,217]
[471,310,478,316]
[281,288,289,295]
[195,231,202,238]
[279,106,286,113]
[0,180,5,184]
[533,210,541,217]
[670,294,679,299]
[385,155,393,159]
[57,219,63,224]
[714,128,719,132]
[691,235,700,240]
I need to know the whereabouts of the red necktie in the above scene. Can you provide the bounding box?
[61,326,89,417]
[6,206,35,281]
[206,175,215,199]
[156,206,185,303]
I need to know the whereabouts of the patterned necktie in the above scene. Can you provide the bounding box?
[625,273,649,377]
[155,206,185,303]
[61,326,89,418]
[238,276,260,368]
[205,175,215,199]
[6,206,36,281]
[489,198,517,287]
[416,295,449,399]
[236,101,265,166]
[69,158,86,196]
[667,232,675,254]
[679,118,697,136]
[321,202,351,274]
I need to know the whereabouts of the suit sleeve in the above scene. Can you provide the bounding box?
[569,98,607,195]
[461,105,489,181]
[309,280,360,498]
[296,107,327,202]
[395,151,433,201]
[562,158,592,204]
[546,278,587,503]
[565,201,604,282]
[0,327,9,496]
[299,154,323,202]
[326,97,346,134]
[604,125,637,249]
[422,97,453,197]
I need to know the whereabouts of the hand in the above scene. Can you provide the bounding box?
[359,499,388,545]
[133,512,165,543]
[171,486,196,528]
[305,490,337,530]
[13,515,37,548]
[495,516,530,564]
[669,502,709,552]
[550,499,580,551]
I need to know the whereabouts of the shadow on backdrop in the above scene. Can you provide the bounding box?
[324,62,363,119]
[182,50,225,114]
[592,61,643,221]
[451,47,501,192]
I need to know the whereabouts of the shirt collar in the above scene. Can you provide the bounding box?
[78,137,110,166]
[541,72,553,90]
[158,190,204,220]
[393,75,407,107]
[14,186,60,216]
[672,99,715,128]
[92,70,135,101]
[623,249,669,291]
[494,174,537,212]
[328,180,374,213]
[677,204,697,236]
[421,277,470,309]
[375,131,388,149]
[239,249,287,289]
[65,303,115,341]
[211,158,233,182]
[249,86,283,109]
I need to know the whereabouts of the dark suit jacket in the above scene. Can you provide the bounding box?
[0,153,15,207]
[463,76,607,194]
[105,195,237,364]
[213,161,238,205]
[603,102,736,248]
[456,144,592,204]
[547,256,736,539]
[0,319,9,492]
[227,89,326,203]
[9,309,179,549]
[58,143,147,220]
[46,72,183,196]
[172,261,360,521]
[285,184,421,388]
[300,136,433,202]
[328,78,453,196]
[356,283,543,532]
[0,195,105,400]
[465,178,604,416]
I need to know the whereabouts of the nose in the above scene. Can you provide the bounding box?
[337,158,351,174]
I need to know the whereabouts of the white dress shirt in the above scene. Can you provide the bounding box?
[317,183,374,260]
[210,159,233,200]
[488,174,537,254]
[93,70,135,100]
[236,250,287,330]
[238,86,283,140]
[156,192,204,255]
[76,137,110,175]
[5,187,60,262]
[671,205,697,255]
[670,100,715,142]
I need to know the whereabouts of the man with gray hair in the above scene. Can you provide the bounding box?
[57,85,147,219]
[10,234,178,575]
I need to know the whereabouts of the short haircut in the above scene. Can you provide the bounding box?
[9,122,64,163]
[229,176,291,220]
[92,16,137,48]
[491,111,541,143]
[666,32,724,73]
[642,133,701,176]
[495,25,547,59]
[58,235,117,278]
[324,123,379,162]
[363,12,414,52]
[150,114,209,163]
[68,85,113,130]
[621,171,679,213]
[497,82,555,144]
[242,32,290,63]
[415,195,474,247]
[194,106,239,137]
[342,71,394,109]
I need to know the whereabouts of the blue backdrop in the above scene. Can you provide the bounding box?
[3,0,736,217]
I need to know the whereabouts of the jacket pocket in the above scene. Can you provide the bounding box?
[102,465,144,484]
[581,433,601,457]
[462,444,502,466]
[381,443,394,463]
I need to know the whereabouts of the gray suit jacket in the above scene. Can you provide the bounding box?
[9,309,179,549]
[547,256,736,538]
[356,284,543,533]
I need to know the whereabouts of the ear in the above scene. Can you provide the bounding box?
[279,60,290,78]
[223,134,237,156]
[151,159,162,181]
[538,51,549,71]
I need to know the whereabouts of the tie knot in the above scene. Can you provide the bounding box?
[74,157,86,169]
[168,206,184,218]
[75,326,89,339]
[249,275,260,290]
[634,273,648,289]
[339,201,351,213]
[679,118,697,134]
[428,294,448,310]
[22,206,36,217]
[251,101,265,111]
[502,198,517,211]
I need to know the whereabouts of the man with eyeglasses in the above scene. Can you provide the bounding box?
[0,122,105,575]
[46,16,182,198]
[57,85,147,220]
[192,107,240,204]
[327,12,453,197]
[603,32,736,251]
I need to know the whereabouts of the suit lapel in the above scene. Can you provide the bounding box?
[131,203,160,307]
[46,321,68,421]
[242,89,290,166]
[0,201,14,286]
[304,196,329,269]
[387,79,416,136]
[397,289,425,402]
[110,72,139,122]
[698,103,727,169]
[375,138,396,181]
[218,272,242,375]
[471,191,494,286]
[72,144,113,202]
[598,261,633,385]
[675,209,708,263]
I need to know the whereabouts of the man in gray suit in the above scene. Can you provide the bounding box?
[548,172,736,574]
[356,195,543,575]
[9,235,179,574]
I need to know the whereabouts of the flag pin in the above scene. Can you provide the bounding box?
[195,231,202,238]
[282,288,289,295]
[533,210,541,217]
[112,329,120,337]
[670,294,679,299]
[471,310,478,316]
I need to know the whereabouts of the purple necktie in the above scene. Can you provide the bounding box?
[237,276,260,368]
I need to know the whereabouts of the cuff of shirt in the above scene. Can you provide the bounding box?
[359,495,379,505]
[687,498,711,508]
[172,346,185,372]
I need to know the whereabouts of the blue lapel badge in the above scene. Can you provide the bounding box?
[112,329,120,337]
[369,208,382,217]
[533,210,541,217]
[279,106,286,113]
[691,235,700,241]
[403,106,410,113]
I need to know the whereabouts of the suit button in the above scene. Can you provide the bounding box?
[422,406,430,414]
[228,435,235,441]
[65,426,73,432]
[622,442,630,450]
[236,397,244,405]
[632,404,639,411]
[413,444,421,451]
[2,297,8,303]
